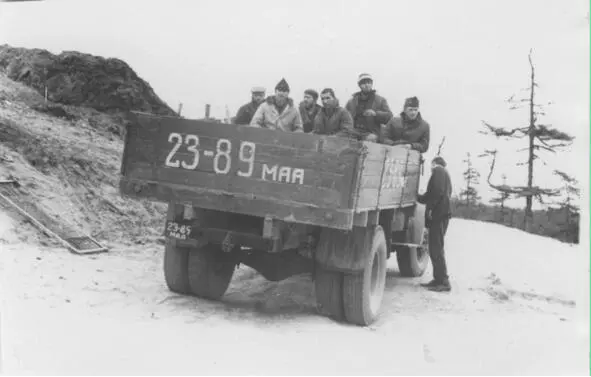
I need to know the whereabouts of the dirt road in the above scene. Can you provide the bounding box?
[0,214,588,375]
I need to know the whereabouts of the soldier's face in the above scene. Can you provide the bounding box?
[303,94,315,106]
[358,79,373,92]
[275,89,289,105]
[252,92,265,103]
[405,107,419,120]
[321,93,336,108]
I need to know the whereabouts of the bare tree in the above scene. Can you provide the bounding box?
[479,49,574,231]
[459,152,480,207]
[553,170,580,243]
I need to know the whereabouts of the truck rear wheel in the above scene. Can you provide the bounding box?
[396,204,430,277]
[396,229,429,277]
[163,240,191,294]
[314,266,344,320]
[187,244,236,300]
[342,226,387,326]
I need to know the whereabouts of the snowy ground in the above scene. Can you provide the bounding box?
[0,214,588,375]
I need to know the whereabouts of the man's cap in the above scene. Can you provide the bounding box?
[357,73,373,85]
[404,96,420,108]
[251,86,266,93]
[304,89,319,100]
[275,78,290,92]
[432,156,447,167]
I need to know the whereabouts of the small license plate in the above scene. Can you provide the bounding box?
[164,220,193,240]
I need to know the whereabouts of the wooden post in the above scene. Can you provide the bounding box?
[205,104,211,119]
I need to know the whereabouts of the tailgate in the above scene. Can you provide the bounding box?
[119,112,363,229]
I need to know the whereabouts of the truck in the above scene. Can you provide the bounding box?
[119,111,430,326]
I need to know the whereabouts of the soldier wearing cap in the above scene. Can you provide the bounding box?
[234,86,266,125]
[381,96,430,153]
[345,73,393,142]
[250,78,303,132]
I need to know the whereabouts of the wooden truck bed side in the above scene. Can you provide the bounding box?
[353,142,421,212]
[119,112,365,230]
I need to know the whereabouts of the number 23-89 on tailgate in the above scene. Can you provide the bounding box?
[163,132,305,185]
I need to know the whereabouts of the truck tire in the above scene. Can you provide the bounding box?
[396,231,429,277]
[342,226,387,326]
[187,244,235,300]
[314,266,344,320]
[163,240,191,295]
[397,205,430,277]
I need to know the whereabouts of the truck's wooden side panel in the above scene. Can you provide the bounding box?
[119,112,362,229]
[354,144,421,212]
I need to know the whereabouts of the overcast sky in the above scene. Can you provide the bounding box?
[0,0,588,209]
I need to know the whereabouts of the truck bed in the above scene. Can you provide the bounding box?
[119,112,420,230]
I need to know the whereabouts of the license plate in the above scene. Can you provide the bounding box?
[164,220,193,240]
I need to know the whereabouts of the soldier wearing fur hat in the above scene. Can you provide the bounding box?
[234,86,266,125]
[299,89,321,133]
[250,78,303,132]
[381,96,430,153]
[418,156,453,292]
[345,73,393,142]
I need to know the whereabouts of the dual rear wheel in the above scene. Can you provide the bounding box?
[163,240,235,300]
[314,226,388,326]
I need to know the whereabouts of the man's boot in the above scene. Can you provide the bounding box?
[420,279,440,288]
[427,280,451,292]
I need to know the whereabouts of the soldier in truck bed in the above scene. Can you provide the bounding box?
[299,89,322,133]
[345,73,393,142]
[381,96,430,153]
[250,78,303,132]
[233,86,266,125]
[312,88,355,138]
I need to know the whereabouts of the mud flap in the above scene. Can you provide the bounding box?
[314,226,372,273]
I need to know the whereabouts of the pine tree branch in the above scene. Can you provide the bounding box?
[480,121,528,138]
[535,124,574,142]
[483,148,560,197]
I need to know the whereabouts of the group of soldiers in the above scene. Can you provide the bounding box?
[233,73,452,293]
[233,73,430,153]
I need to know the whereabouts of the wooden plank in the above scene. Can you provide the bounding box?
[354,144,423,212]
[126,163,344,208]
[120,178,355,230]
[121,112,364,213]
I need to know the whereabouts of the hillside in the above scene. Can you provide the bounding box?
[0,57,167,247]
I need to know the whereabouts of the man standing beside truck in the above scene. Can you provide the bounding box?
[345,73,393,142]
[381,96,430,153]
[233,86,266,125]
[417,156,453,292]
[250,78,303,132]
